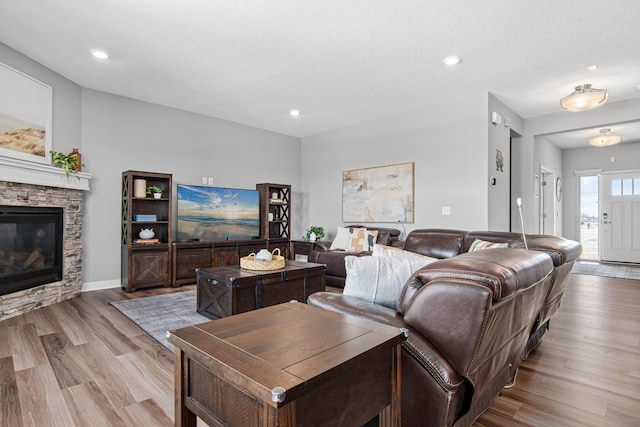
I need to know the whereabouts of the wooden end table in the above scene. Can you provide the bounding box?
[168,301,406,427]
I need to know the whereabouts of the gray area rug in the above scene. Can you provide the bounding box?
[110,290,210,352]
[572,261,640,280]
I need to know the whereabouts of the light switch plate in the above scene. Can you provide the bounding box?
[442,206,451,216]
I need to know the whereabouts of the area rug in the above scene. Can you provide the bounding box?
[571,261,640,280]
[110,290,210,352]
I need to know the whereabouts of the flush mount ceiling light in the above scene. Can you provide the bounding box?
[560,84,607,112]
[589,128,622,147]
[442,55,462,66]
[90,49,109,59]
[289,109,301,117]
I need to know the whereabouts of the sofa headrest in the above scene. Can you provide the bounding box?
[404,229,466,259]
[520,235,582,266]
[397,248,553,315]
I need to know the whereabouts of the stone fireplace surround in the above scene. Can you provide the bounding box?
[0,156,91,321]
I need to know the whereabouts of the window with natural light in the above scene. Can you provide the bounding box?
[579,175,599,260]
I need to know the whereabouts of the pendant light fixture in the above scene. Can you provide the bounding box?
[560,84,608,112]
[589,128,622,147]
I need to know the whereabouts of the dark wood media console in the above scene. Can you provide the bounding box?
[171,238,291,287]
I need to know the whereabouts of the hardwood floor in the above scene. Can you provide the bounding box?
[1,274,638,427]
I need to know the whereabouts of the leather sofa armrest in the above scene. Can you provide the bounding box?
[308,292,407,329]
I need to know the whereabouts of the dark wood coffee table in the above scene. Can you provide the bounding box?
[168,301,406,427]
[196,260,325,319]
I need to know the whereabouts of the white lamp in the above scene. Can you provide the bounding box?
[589,128,622,147]
[517,198,528,250]
[560,84,608,112]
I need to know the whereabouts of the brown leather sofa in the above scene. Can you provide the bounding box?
[308,229,581,427]
[308,225,401,288]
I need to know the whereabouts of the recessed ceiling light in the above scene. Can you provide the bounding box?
[289,110,301,117]
[442,55,462,66]
[586,65,598,71]
[90,49,109,59]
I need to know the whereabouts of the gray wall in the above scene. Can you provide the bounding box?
[562,140,640,241]
[0,43,81,153]
[81,89,301,287]
[519,97,640,236]
[488,95,523,232]
[300,91,489,241]
[2,43,301,289]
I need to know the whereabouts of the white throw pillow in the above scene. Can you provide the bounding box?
[372,244,437,262]
[343,255,433,309]
[330,227,354,250]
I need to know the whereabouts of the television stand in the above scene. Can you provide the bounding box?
[171,238,290,287]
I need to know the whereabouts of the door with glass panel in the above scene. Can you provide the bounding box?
[599,171,640,263]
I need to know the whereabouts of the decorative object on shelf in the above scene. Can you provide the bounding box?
[69,148,81,172]
[555,177,563,202]
[560,84,607,112]
[134,179,147,197]
[146,185,163,198]
[268,212,274,221]
[303,226,325,242]
[0,62,52,164]
[240,248,284,271]
[588,128,622,147]
[139,228,155,239]
[49,150,81,178]
[342,162,414,223]
[272,192,279,200]
[255,249,273,261]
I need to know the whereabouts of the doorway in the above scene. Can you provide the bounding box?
[599,170,640,263]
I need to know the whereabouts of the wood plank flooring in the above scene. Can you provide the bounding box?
[1,274,638,427]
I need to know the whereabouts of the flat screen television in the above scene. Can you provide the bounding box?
[176,185,260,241]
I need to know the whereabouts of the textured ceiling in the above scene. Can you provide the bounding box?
[1,1,639,139]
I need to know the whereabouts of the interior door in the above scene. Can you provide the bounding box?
[599,171,640,263]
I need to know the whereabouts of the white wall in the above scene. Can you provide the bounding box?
[300,91,489,241]
[81,89,301,285]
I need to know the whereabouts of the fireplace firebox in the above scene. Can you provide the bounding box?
[0,206,64,296]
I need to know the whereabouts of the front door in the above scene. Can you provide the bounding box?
[599,171,640,263]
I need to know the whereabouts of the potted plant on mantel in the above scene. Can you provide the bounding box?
[49,150,81,178]
[146,185,163,199]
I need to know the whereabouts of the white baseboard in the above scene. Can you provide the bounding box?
[82,279,121,292]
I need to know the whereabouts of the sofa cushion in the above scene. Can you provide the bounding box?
[403,229,467,259]
[330,226,353,250]
[348,228,378,252]
[343,255,431,309]
[468,238,509,252]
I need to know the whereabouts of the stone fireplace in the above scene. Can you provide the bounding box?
[0,156,91,321]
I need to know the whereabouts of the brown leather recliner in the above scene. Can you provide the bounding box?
[309,248,554,427]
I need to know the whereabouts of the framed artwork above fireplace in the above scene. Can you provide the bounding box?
[0,62,53,165]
